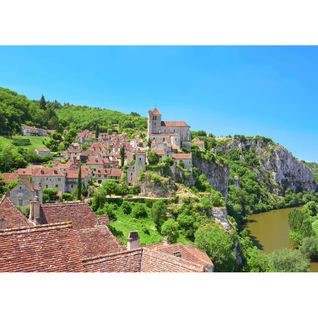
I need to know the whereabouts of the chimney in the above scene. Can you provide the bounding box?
[127,231,140,250]
[29,194,41,222]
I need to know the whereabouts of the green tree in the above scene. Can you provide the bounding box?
[151,200,168,232]
[161,219,179,244]
[121,201,132,215]
[102,179,119,197]
[120,146,125,167]
[268,248,310,272]
[43,188,58,202]
[195,223,236,272]
[39,95,47,110]
[147,150,160,165]
[300,236,318,259]
[132,203,148,218]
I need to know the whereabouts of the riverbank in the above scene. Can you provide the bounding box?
[247,207,318,272]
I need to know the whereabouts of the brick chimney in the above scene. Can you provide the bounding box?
[127,231,140,250]
[29,194,41,223]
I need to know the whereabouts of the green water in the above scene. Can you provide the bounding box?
[247,207,318,272]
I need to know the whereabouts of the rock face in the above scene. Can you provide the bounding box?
[192,155,229,200]
[140,176,177,198]
[217,138,317,195]
[210,207,232,231]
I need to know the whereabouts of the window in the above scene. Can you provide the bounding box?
[18,200,23,206]
[58,178,61,181]
[46,185,48,189]
[56,185,58,188]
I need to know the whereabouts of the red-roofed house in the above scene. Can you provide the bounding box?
[0,196,32,229]
[172,153,192,169]
[0,222,85,272]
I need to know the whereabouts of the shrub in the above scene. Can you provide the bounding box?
[268,248,310,272]
[195,223,236,272]
[161,219,179,244]
[132,203,148,218]
[121,201,132,215]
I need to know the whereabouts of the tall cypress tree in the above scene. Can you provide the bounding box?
[120,146,125,167]
[77,163,82,201]
[39,95,46,110]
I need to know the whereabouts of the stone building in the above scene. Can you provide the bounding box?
[148,107,192,149]
[21,124,48,136]
[8,178,43,207]
[126,152,146,185]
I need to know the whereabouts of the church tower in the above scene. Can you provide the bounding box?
[148,107,162,135]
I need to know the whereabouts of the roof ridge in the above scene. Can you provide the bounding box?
[142,248,204,271]
[41,202,86,207]
[82,248,143,264]
[0,221,73,235]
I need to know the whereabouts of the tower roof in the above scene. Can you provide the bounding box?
[152,107,161,115]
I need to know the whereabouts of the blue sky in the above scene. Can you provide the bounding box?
[0,46,317,162]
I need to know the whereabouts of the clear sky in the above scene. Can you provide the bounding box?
[0,46,317,162]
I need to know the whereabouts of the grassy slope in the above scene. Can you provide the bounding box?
[0,136,48,150]
[109,208,163,245]
[109,207,192,246]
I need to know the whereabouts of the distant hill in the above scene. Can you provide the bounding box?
[0,87,147,135]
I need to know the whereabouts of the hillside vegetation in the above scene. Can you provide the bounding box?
[0,87,147,135]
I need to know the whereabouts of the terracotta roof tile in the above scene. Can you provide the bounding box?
[147,243,212,268]
[0,196,31,229]
[152,107,161,115]
[76,226,123,258]
[1,173,20,184]
[162,121,189,127]
[83,249,143,272]
[172,153,192,160]
[0,222,84,272]
[38,202,97,229]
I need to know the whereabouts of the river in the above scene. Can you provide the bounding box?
[247,207,318,272]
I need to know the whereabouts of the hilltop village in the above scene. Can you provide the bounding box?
[0,107,215,272]
[1,92,318,273]
[1,107,195,206]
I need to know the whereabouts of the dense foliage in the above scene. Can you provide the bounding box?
[0,88,59,135]
[195,223,236,272]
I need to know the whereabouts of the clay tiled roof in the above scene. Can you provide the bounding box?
[147,243,212,268]
[108,169,122,177]
[155,149,165,156]
[0,196,31,229]
[141,248,210,272]
[83,249,143,272]
[152,107,161,115]
[1,173,20,184]
[66,166,91,179]
[87,157,105,165]
[77,226,123,258]
[162,121,189,127]
[0,222,85,272]
[38,202,98,230]
[172,153,192,160]
[83,247,212,272]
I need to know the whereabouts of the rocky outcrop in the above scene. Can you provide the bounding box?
[210,207,232,231]
[140,175,177,198]
[217,138,317,195]
[192,155,229,200]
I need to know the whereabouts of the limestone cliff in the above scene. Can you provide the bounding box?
[192,155,229,199]
[216,137,317,195]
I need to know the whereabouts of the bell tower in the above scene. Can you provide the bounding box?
[148,107,161,136]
